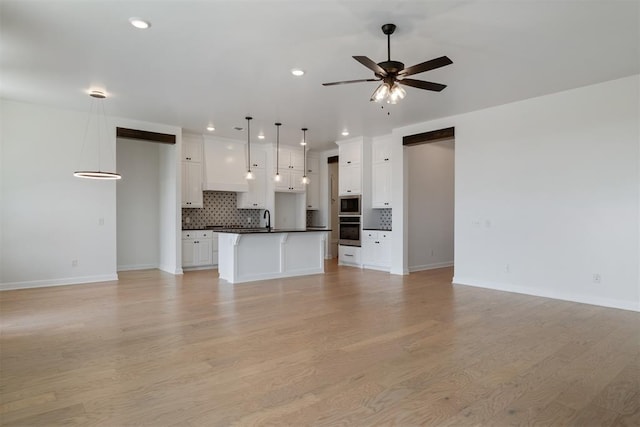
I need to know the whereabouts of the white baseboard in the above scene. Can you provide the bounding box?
[1,274,119,291]
[159,263,182,275]
[117,263,159,272]
[452,276,640,312]
[409,261,454,273]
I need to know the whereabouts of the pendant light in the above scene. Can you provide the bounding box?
[73,91,121,180]
[245,116,254,180]
[301,128,309,185]
[274,122,282,182]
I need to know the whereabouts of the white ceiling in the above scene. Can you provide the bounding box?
[1,0,638,151]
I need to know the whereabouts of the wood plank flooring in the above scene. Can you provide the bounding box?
[1,262,638,426]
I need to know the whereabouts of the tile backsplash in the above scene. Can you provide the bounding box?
[182,191,261,229]
[371,208,392,230]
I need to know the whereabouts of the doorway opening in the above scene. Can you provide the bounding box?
[405,129,455,272]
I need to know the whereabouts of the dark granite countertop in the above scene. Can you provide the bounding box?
[183,227,331,233]
[216,228,330,234]
[363,228,392,231]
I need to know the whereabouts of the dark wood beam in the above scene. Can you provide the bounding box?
[403,126,455,146]
[116,127,176,145]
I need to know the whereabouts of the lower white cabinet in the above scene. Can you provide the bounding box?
[362,230,392,271]
[182,230,218,268]
[338,244,361,266]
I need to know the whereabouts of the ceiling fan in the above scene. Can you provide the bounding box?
[322,23,452,104]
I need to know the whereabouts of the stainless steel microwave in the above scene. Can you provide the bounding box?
[339,195,361,216]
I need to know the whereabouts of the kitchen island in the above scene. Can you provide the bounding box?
[217,229,327,284]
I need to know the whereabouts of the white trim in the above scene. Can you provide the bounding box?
[117,263,159,272]
[159,263,182,275]
[409,261,454,273]
[182,265,217,272]
[362,264,390,272]
[452,276,640,312]
[1,274,119,291]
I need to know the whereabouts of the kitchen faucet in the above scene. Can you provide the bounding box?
[263,209,271,232]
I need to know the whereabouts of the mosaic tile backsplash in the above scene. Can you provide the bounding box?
[371,208,392,230]
[182,191,261,229]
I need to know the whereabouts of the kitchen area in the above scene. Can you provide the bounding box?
[178,130,395,280]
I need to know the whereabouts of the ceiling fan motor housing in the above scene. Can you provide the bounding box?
[376,60,405,78]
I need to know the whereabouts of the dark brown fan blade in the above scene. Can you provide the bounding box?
[322,78,379,86]
[398,56,452,77]
[398,78,447,92]
[353,56,387,76]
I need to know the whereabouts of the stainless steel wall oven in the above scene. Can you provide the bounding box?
[339,216,361,246]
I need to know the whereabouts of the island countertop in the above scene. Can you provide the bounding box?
[216,228,331,234]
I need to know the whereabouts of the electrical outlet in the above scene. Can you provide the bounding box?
[185,217,191,224]
[247,217,251,223]
[72,260,78,267]
[505,264,510,273]
[98,218,104,226]
[592,273,601,284]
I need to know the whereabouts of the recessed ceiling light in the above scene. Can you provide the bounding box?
[291,69,305,77]
[206,125,215,132]
[258,134,265,140]
[341,130,350,136]
[129,17,151,29]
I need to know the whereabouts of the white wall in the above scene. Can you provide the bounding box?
[393,75,639,311]
[0,99,182,289]
[116,138,160,271]
[407,139,455,271]
[1,100,118,288]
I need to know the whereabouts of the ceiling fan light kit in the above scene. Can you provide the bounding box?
[323,23,452,104]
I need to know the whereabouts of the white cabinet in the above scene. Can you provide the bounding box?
[339,164,361,195]
[306,172,320,209]
[339,245,361,266]
[306,156,320,174]
[277,147,304,171]
[340,142,361,167]
[338,141,362,196]
[362,230,392,270]
[275,170,305,193]
[182,230,217,268]
[238,151,267,209]
[183,135,203,162]
[372,139,392,164]
[305,155,320,209]
[181,134,204,208]
[372,162,391,208]
[182,161,203,208]
[372,138,393,208]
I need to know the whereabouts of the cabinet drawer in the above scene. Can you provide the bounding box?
[196,230,213,239]
[339,245,361,265]
[182,231,197,239]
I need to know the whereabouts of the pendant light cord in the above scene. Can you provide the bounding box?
[246,116,252,172]
[275,122,281,176]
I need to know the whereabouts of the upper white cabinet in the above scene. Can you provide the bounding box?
[182,134,203,162]
[337,140,362,196]
[275,169,305,193]
[373,138,393,163]
[238,150,267,209]
[372,138,393,208]
[306,156,320,174]
[339,142,361,167]
[181,133,203,208]
[306,155,320,209]
[203,137,249,192]
[182,161,203,208]
[277,146,304,171]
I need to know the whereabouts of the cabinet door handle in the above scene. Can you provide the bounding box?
[347,190,351,193]
[347,161,351,164]
[384,158,389,161]
[344,254,353,257]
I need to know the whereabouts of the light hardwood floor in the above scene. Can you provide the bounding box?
[1,262,638,426]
